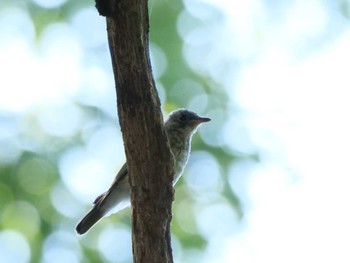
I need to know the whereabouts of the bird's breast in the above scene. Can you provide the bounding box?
[169,137,190,184]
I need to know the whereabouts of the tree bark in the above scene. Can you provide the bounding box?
[99,0,174,262]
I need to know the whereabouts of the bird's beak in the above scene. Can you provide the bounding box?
[195,116,211,124]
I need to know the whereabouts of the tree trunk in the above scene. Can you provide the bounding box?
[98,0,174,262]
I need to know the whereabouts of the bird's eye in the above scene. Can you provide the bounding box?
[178,113,187,122]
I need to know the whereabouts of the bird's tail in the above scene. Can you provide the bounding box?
[76,206,104,235]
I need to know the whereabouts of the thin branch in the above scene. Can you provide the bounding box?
[98,0,175,262]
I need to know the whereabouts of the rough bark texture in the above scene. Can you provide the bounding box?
[101,0,174,262]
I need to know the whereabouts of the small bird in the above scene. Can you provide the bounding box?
[76,109,211,235]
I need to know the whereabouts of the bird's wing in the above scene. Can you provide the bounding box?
[93,163,128,206]
[109,162,128,188]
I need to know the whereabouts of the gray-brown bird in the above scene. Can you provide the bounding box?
[76,109,211,235]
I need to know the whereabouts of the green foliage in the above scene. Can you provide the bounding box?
[0,0,241,262]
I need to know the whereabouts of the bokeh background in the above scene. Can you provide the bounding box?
[1,0,350,262]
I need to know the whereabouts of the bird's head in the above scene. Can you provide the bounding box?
[165,109,211,136]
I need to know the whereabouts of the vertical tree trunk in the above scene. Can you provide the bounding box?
[99,0,174,262]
